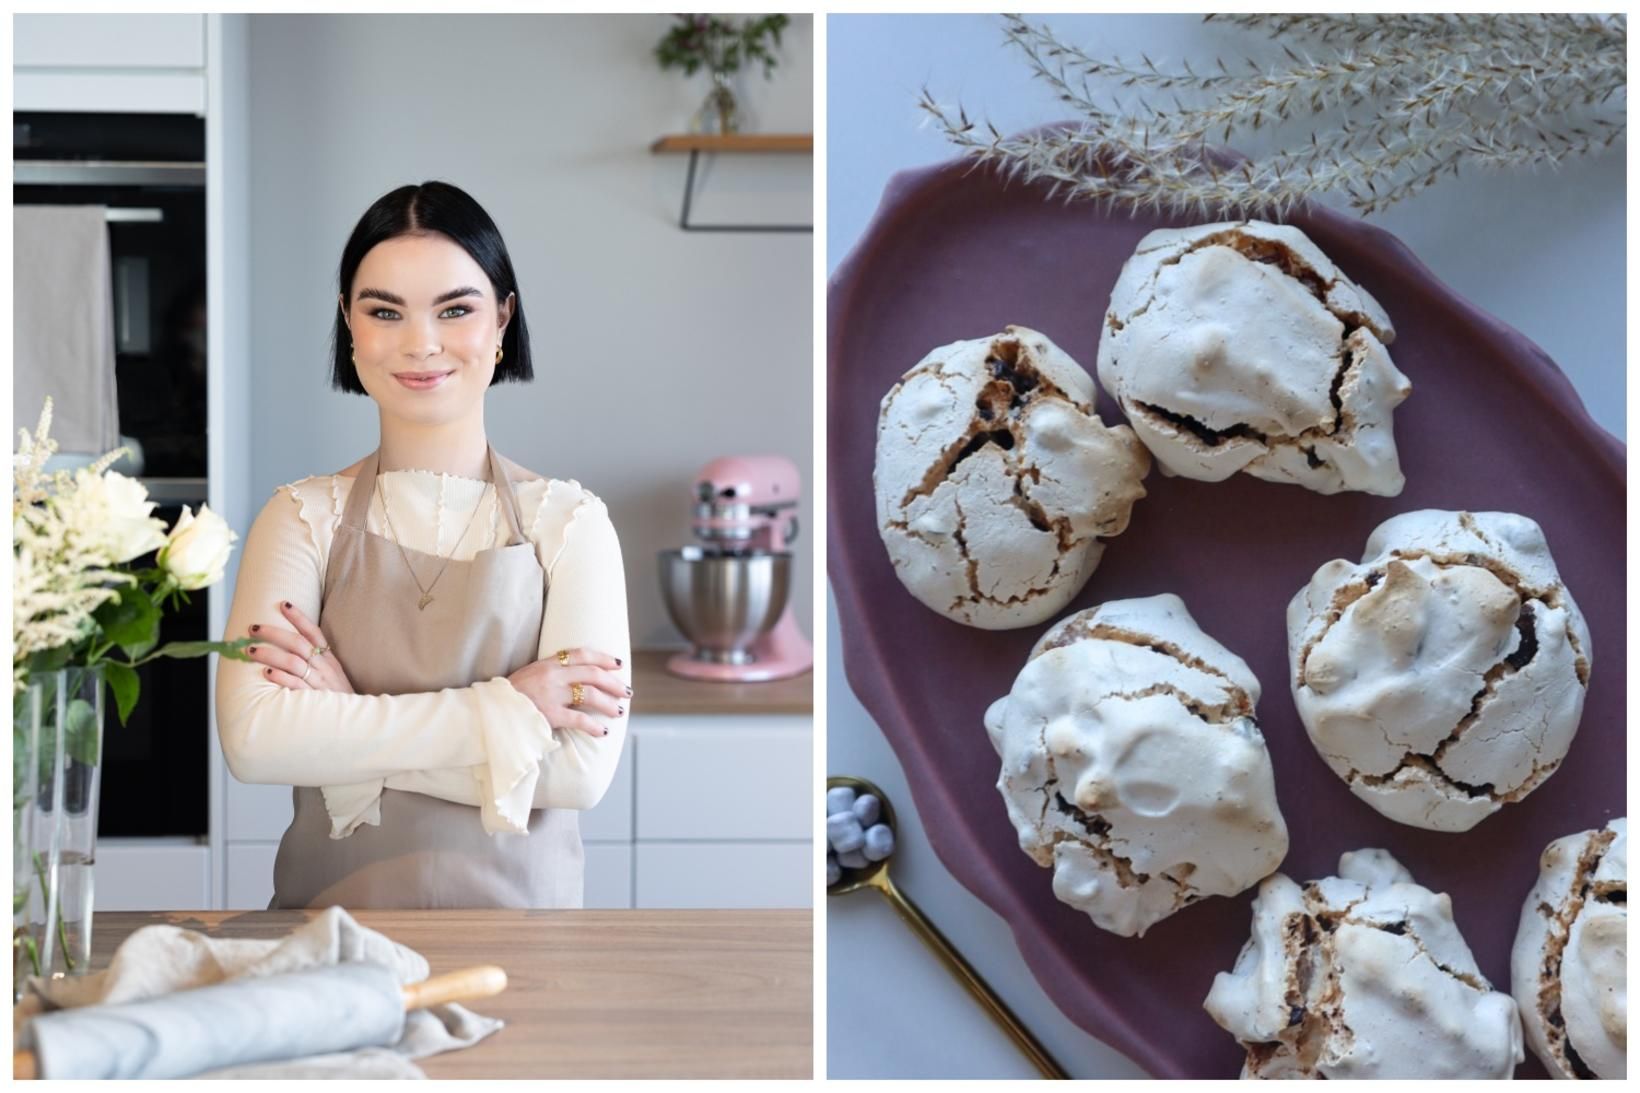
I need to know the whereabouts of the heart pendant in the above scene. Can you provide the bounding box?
[417,593,434,611]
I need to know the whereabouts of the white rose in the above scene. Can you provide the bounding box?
[158,504,237,590]
[58,469,168,564]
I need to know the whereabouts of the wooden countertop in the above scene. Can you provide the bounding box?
[631,648,812,717]
[85,909,811,1079]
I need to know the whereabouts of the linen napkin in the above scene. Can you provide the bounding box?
[14,905,503,1079]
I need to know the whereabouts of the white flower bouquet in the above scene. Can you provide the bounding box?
[13,397,254,709]
[13,396,255,985]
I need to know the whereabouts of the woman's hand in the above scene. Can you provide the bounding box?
[507,647,628,737]
[245,601,356,694]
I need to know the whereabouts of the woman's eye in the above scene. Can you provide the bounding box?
[366,306,469,319]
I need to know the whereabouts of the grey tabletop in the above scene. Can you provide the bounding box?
[824,12,1624,1080]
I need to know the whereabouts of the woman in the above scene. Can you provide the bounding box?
[215,181,630,910]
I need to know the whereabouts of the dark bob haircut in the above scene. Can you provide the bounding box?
[329,180,533,394]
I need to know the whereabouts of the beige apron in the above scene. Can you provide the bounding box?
[269,443,583,910]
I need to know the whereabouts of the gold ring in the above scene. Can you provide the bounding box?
[310,644,328,660]
[556,649,571,667]
[570,682,584,708]
[300,662,313,684]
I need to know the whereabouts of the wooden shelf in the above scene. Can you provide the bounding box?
[650,133,812,155]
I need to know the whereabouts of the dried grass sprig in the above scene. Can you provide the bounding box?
[1210,13,1623,55]
[923,13,1626,218]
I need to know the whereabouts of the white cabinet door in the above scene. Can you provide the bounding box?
[15,14,205,68]
[635,717,811,841]
[578,744,634,843]
[224,843,278,911]
[96,841,210,911]
[635,843,811,909]
[225,778,294,842]
[14,14,208,113]
[583,843,633,910]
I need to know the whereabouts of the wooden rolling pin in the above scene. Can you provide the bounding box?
[15,963,507,1080]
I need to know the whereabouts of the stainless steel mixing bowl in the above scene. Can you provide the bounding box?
[658,547,791,663]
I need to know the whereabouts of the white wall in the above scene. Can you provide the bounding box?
[246,14,814,644]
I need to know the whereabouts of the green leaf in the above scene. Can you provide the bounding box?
[102,661,141,729]
[24,646,72,677]
[150,639,249,661]
[64,698,99,766]
[93,584,161,658]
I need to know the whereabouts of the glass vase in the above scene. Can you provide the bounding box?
[692,70,742,135]
[12,667,104,999]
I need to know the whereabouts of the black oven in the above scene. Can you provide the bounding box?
[14,112,209,838]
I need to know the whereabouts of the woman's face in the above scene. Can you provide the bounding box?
[341,232,515,425]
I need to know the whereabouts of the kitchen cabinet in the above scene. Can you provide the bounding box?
[93,841,211,912]
[15,14,205,68]
[14,14,207,114]
[636,843,811,909]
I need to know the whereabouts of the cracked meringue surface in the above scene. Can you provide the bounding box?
[1096,221,1411,496]
[1205,849,1524,1079]
[1288,510,1591,832]
[983,594,1288,937]
[1512,817,1627,1080]
[874,325,1150,629]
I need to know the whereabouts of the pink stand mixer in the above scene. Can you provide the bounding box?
[658,455,814,682]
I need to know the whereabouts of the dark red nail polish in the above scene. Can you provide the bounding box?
[250,624,260,632]
[617,707,625,717]
[264,668,271,675]
[281,601,291,609]
[625,687,633,697]
[248,646,258,655]
[615,657,622,667]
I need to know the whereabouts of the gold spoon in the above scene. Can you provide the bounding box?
[827,775,1068,1080]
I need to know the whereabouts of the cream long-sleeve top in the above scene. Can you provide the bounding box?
[214,464,631,839]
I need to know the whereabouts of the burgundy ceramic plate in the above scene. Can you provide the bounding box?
[828,147,1625,1079]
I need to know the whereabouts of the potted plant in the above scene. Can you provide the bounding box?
[654,13,790,134]
[13,396,255,996]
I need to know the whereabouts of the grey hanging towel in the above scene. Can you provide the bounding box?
[13,205,120,454]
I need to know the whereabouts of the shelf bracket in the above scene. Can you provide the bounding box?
[678,150,811,234]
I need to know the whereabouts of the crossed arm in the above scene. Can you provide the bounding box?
[214,483,631,826]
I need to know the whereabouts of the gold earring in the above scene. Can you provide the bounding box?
[495,345,504,364]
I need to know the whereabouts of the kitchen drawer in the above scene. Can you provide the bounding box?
[226,777,294,842]
[583,844,632,910]
[15,14,205,69]
[579,744,634,843]
[635,717,811,841]
[96,840,210,911]
[14,72,206,115]
[225,842,277,911]
[635,842,811,909]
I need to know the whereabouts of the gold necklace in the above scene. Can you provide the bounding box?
[376,474,489,610]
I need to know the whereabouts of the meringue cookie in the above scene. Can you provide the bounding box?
[1512,818,1626,1079]
[983,594,1288,937]
[1289,510,1591,832]
[1205,849,1524,1079]
[1096,220,1411,496]
[874,325,1150,629]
